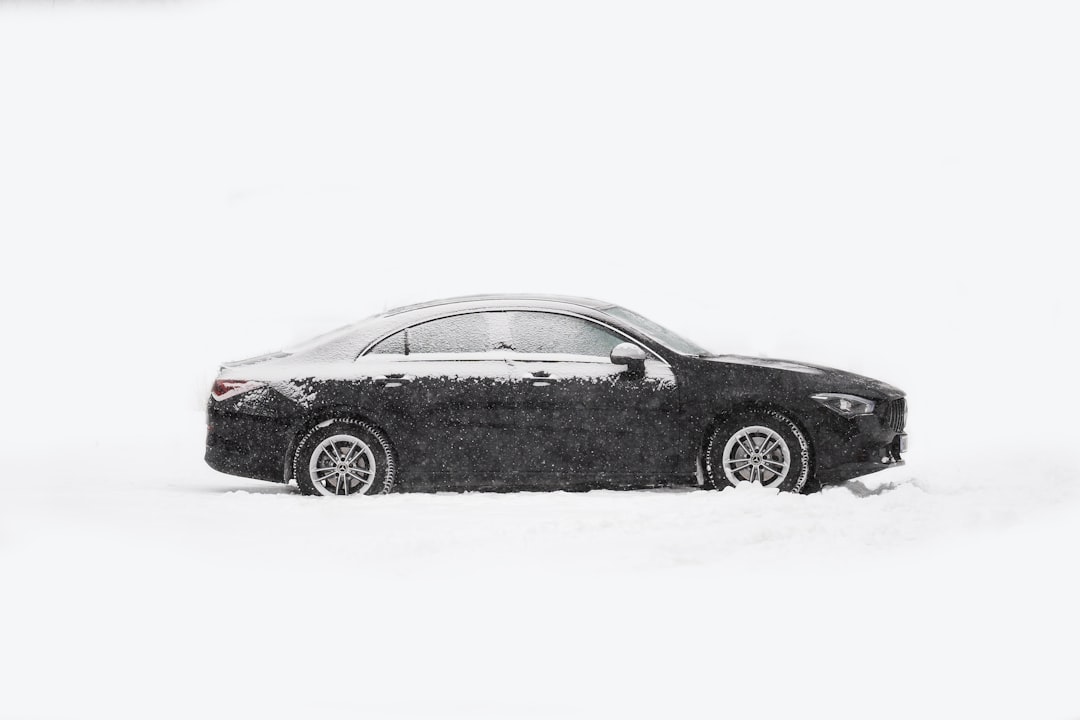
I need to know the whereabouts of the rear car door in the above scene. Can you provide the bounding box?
[493,311,681,487]
[361,312,512,489]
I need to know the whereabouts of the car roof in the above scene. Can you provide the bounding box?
[380,294,615,317]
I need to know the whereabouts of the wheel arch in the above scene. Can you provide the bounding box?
[697,400,818,484]
[282,406,394,484]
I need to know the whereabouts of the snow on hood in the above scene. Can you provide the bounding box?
[704,354,903,398]
[705,355,824,375]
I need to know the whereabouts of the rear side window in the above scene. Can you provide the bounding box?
[367,330,406,354]
[497,311,624,357]
[408,313,492,354]
[368,313,494,355]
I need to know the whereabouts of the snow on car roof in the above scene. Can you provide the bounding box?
[380,294,615,316]
[239,296,624,369]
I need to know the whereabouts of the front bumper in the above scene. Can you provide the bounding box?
[817,432,906,485]
[812,403,908,486]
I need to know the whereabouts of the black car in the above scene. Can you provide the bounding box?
[206,295,907,496]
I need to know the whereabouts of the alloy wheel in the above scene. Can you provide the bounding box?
[307,434,378,496]
[721,425,792,488]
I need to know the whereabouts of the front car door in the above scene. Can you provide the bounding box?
[491,311,681,488]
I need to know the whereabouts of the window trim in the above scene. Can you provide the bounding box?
[357,309,669,366]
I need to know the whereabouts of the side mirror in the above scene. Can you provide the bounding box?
[610,342,647,377]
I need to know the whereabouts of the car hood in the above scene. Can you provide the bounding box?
[703,355,904,400]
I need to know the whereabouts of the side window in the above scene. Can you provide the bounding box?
[367,330,406,354]
[497,311,625,357]
[403,313,494,354]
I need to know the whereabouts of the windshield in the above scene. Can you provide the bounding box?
[603,306,713,356]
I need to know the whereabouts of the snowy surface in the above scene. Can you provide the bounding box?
[2,0,1079,718]
[1,422,1077,720]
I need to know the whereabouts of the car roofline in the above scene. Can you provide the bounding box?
[356,303,671,365]
[379,294,615,317]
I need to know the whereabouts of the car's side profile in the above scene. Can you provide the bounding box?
[205,295,907,496]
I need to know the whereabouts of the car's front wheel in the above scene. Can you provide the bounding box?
[705,410,812,492]
[293,419,396,496]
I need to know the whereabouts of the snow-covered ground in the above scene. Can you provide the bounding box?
[2,0,1079,717]
[2,421,1078,719]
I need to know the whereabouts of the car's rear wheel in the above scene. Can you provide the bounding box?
[705,410,812,492]
[293,419,396,496]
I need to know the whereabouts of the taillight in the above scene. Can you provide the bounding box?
[211,379,264,401]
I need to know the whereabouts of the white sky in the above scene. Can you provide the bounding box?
[3,2,1076,450]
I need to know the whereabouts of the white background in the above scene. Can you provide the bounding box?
[1,1,1077,718]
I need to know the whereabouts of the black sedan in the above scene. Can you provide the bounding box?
[205,295,907,495]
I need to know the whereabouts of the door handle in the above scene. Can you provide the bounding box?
[373,374,414,387]
[529,370,554,387]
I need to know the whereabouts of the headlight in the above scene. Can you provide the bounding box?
[811,393,876,417]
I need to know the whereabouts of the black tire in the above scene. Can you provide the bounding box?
[704,410,813,493]
[293,418,396,496]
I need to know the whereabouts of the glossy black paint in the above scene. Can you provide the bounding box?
[205,296,907,491]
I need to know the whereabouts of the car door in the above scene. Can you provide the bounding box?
[493,311,681,487]
[360,312,512,489]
